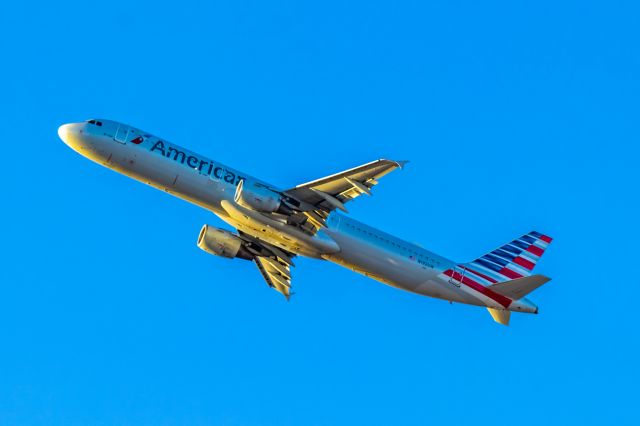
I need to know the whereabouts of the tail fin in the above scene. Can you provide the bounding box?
[462,231,552,284]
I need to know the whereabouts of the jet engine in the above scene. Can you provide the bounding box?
[197,225,253,260]
[234,180,292,214]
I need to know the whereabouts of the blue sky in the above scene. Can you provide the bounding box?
[1,1,639,424]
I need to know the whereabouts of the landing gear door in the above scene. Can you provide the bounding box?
[114,125,129,144]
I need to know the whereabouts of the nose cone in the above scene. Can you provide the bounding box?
[58,122,87,153]
[59,121,111,163]
[58,123,72,144]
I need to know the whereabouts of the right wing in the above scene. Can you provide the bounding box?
[254,257,293,300]
[237,231,296,300]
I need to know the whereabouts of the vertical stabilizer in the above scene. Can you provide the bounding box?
[463,231,553,284]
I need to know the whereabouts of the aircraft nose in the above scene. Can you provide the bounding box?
[58,121,110,162]
[58,123,72,144]
[58,122,85,152]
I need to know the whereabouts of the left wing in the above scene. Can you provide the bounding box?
[283,159,407,212]
[282,159,406,230]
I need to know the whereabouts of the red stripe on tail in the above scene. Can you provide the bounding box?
[462,266,498,284]
[527,245,544,256]
[499,267,523,280]
[444,270,512,308]
[512,256,535,270]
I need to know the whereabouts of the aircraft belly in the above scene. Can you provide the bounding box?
[221,216,321,258]
[218,200,340,258]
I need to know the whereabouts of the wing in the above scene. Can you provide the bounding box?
[284,159,407,212]
[236,231,296,300]
[282,159,407,230]
[254,257,293,300]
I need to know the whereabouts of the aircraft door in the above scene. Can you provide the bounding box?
[449,265,464,288]
[114,125,129,144]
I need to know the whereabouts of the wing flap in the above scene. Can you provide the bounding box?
[254,256,293,300]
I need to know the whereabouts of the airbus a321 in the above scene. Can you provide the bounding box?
[59,119,553,325]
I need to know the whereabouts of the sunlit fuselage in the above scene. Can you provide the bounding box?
[59,119,537,312]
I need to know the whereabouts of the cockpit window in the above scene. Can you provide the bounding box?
[86,120,103,126]
[96,121,102,126]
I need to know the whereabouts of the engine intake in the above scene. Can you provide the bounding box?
[197,225,253,260]
[234,180,292,214]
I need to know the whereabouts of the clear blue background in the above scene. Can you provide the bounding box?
[1,1,638,424]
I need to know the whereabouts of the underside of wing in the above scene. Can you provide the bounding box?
[234,231,296,299]
[254,256,293,300]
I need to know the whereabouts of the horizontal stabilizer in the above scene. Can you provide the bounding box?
[487,308,511,325]
[488,274,551,300]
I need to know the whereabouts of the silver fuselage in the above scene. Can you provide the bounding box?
[59,119,523,310]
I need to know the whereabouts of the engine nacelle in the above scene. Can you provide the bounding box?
[234,180,292,214]
[197,225,253,260]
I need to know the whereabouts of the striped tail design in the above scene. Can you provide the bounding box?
[462,231,553,284]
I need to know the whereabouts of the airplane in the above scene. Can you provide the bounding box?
[58,119,553,325]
